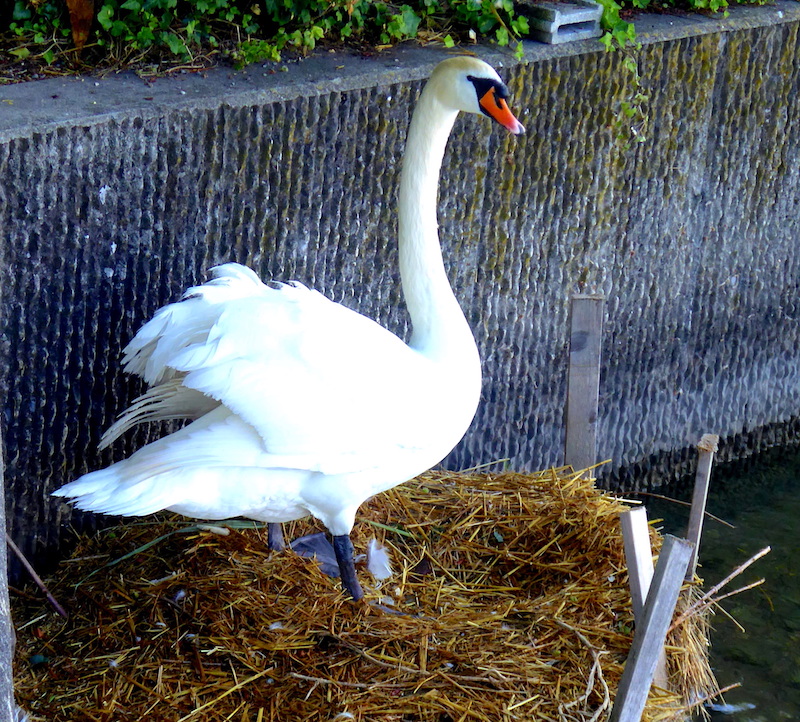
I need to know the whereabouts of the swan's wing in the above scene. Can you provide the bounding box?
[173,285,439,470]
[100,265,263,445]
[122,264,267,386]
[99,380,219,449]
[120,264,440,474]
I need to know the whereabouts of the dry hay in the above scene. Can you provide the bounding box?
[13,469,719,721]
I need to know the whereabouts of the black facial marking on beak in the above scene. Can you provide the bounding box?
[467,74,525,135]
[467,75,511,119]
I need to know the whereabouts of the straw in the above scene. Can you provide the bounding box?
[13,469,719,721]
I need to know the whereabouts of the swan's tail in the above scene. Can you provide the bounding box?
[55,406,266,517]
[52,466,183,517]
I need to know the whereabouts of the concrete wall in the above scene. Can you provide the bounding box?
[1,1,799,567]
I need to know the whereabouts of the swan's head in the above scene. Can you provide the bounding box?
[430,56,525,135]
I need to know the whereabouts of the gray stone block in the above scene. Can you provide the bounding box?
[522,0,603,44]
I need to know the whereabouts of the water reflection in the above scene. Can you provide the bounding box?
[640,446,800,721]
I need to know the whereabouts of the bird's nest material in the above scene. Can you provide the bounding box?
[13,469,718,721]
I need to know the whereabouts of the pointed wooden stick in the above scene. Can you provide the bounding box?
[685,433,719,580]
[5,534,68,619]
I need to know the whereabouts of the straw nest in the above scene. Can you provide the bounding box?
[13,469,718,721]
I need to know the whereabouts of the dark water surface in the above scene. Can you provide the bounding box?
[642,446,800,721]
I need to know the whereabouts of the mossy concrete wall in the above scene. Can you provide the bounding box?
[1,1,799,567]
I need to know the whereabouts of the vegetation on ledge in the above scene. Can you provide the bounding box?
[0,0,770,81]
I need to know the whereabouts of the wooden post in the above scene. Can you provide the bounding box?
[0,426,15,721]
[620,508,653,619]
[564,294,604,475]
[685,434,719,580]
[620,508,668,689]
[609,535,693,722]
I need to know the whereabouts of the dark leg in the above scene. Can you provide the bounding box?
[332,534,364,601]
[267,522,285,551]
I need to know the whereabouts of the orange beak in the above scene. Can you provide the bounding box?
[479,87,525,135]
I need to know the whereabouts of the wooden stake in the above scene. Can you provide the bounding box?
[564,294,604,476]
[620,508,668,689]
[620,508,653,619]
[610,535,693,722]
[686,434,719,580]
[0,426,14,721]
[5,534,68,619]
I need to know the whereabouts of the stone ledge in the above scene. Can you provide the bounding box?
[1,0,797,140]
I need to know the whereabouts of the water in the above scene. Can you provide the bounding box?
[642,446,800,721]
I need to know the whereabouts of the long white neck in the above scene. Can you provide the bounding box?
[398,81,477,363]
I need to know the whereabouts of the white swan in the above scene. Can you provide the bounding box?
[54,56,524,601]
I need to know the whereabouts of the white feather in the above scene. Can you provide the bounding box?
[366,539,393,581]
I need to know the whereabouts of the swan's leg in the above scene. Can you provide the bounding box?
[267,522,285,551]
[332,534,364,601]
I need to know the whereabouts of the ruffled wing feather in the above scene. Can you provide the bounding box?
[115,264,439,475]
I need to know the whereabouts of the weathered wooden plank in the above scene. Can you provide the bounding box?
[564,295,604,475]
[620,507,668,689]
[686,434,719,580]
[0,426,15,721]
[610,535,693,722]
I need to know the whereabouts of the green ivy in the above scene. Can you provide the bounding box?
[6,0,530,67]
[8,0,70,64]
[91,0,259,59]
[4,0,767,70]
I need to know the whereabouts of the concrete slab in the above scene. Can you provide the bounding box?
[1,0,797,138]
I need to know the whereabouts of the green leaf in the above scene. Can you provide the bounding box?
[389,5,421,38]
[443,33,455,47]
[121,0,142,10]
[8,46,30,59]
[136,26,156,45]
[163,32,189,56]
[186,18,206,42]
[495,24,509,45]
[612,24,633,48]
[478,15,496,33]
[97,4,114,31]
[512,15,529,34]
[111,19,129,37]
[622,55,638,74]
[12,1,31,22]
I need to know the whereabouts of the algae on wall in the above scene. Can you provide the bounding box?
[0,3,798,566]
